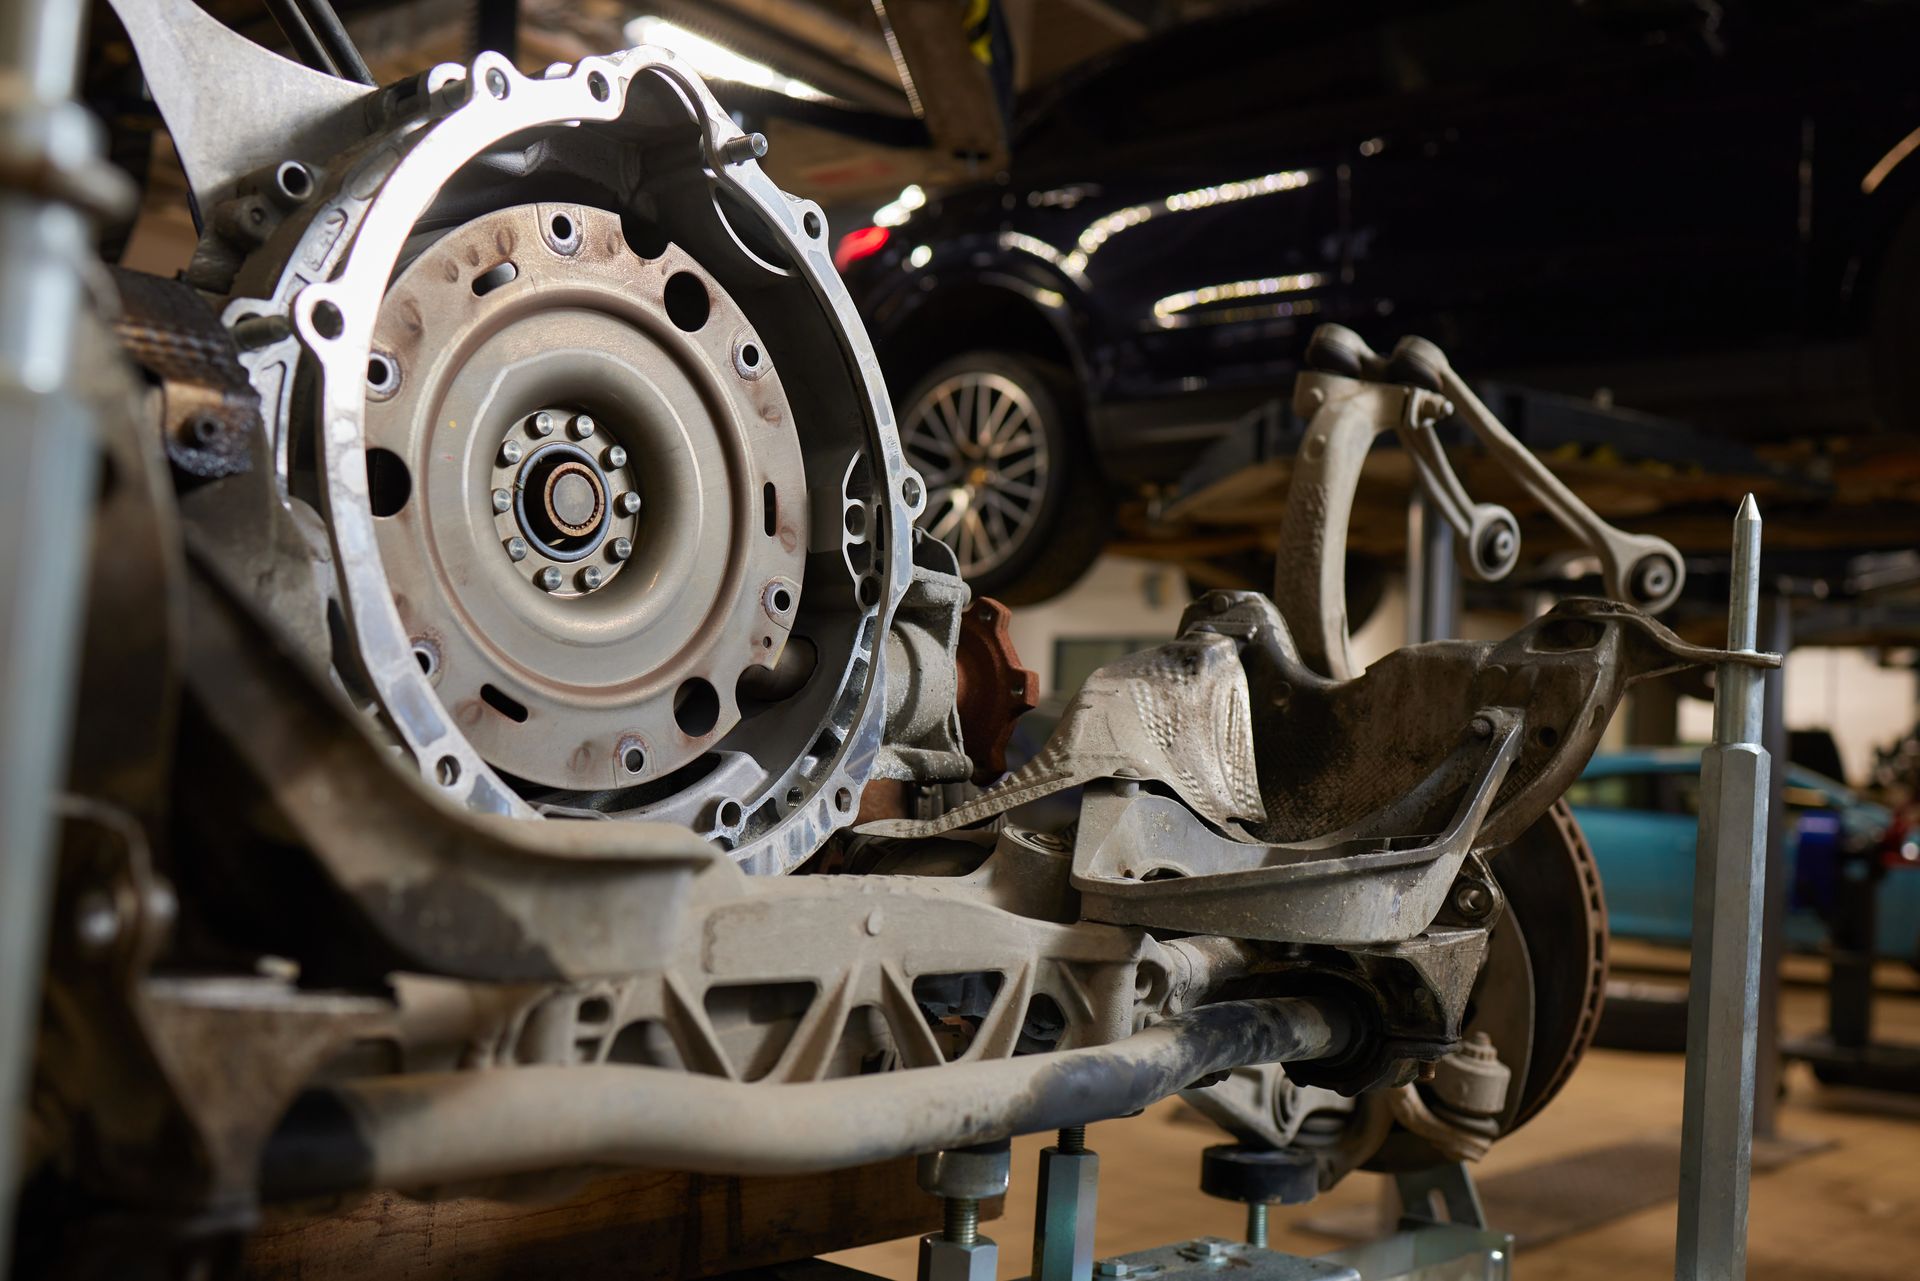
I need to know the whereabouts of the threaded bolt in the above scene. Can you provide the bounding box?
[610,536,632,561]
[1247,1203,1268,1248]
[529,411,554,437]
[617,491,641,516]
[604,444,628,468]
[571,413,596,440]
[943,1198,980,1246]
[536,566,562,591]
[499,439,523,465]
[1058,1125,1087,1154]
[579,565,604,591]
[491,488,512,513]
[504,536,528,562]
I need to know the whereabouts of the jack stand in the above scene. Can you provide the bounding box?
[1674,497,1774,1281]
[1032,1127,1099,1281]
[916,1143,1009,1281]
[1317,1163,1512,1280]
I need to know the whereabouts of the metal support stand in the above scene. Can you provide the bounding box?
[0,4,123,1279]
[1406,490,1460,647]
[1752,594,1792,1139]
[1675,497,1772,1281]
[1032,1127,1099,1281]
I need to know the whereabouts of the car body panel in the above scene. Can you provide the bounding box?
[1570,748,1919,960]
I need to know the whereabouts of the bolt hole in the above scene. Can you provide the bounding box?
[472,261,518,296]
[550,213,574,241]
[785,786,805,808]
[772,587,793,614]
[763,481,777,537]
[587,70,610,101]
[367,352,397,392]
[366,447,411,517]
[673,677,721,737]
[803,210,822,238]
[485,67,509,98]
[310,300,344,340]
[664,271,710,331]
[857,575,881,609]
[762,635,773,648]
[1535,725,1560,748]
[622,745,646,773]
[844,505,867,538]
[741,343,759,368]
[276,161,313,200]
[718,799,743,828]
[435,756,461,786]
[834,787,852,812]
[412,644,436,677]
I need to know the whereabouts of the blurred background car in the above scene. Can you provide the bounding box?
[836,0,1920,601]
[1569,748,1920,963]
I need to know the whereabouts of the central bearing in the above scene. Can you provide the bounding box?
[511,439,614,561]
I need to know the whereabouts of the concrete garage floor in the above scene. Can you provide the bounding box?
[828,953,1920,1280]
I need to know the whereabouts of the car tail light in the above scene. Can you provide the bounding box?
[834,225,889,271]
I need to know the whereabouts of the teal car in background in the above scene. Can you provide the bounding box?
[1568,749,1920,962]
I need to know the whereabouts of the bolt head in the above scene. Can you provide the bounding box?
[604,445,628,469]
[505,536,528,562]
[530,411,554,437]
[1095,1261,1134,1278]
[571,413,596,440]
[610,536,633,561]
[491,488,512,513]
[618,491,642,516]
[499,439,523,465]
[579,565,604,591]
[536,566,562,591]
[1454,884,1492,917]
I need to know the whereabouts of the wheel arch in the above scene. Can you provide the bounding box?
[873,277,1091,410]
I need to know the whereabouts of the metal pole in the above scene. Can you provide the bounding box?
[0,1,111,1276]
[1675,496,1771,1281]
[1750,594,1791,1139]
[1407,489,1460,645]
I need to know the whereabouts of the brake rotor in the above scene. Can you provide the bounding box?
[363,202,807,793]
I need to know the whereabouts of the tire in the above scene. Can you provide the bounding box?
[896,352,1110,604]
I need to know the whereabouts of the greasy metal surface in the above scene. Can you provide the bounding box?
[364,202,807,791]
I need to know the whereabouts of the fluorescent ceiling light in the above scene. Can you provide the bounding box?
[623,17,830,102]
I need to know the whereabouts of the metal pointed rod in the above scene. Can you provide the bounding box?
[1675,494,1771,1281]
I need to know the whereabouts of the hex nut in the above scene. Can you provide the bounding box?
[917,1234,996,1281]
[916,1143,1011,1200]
